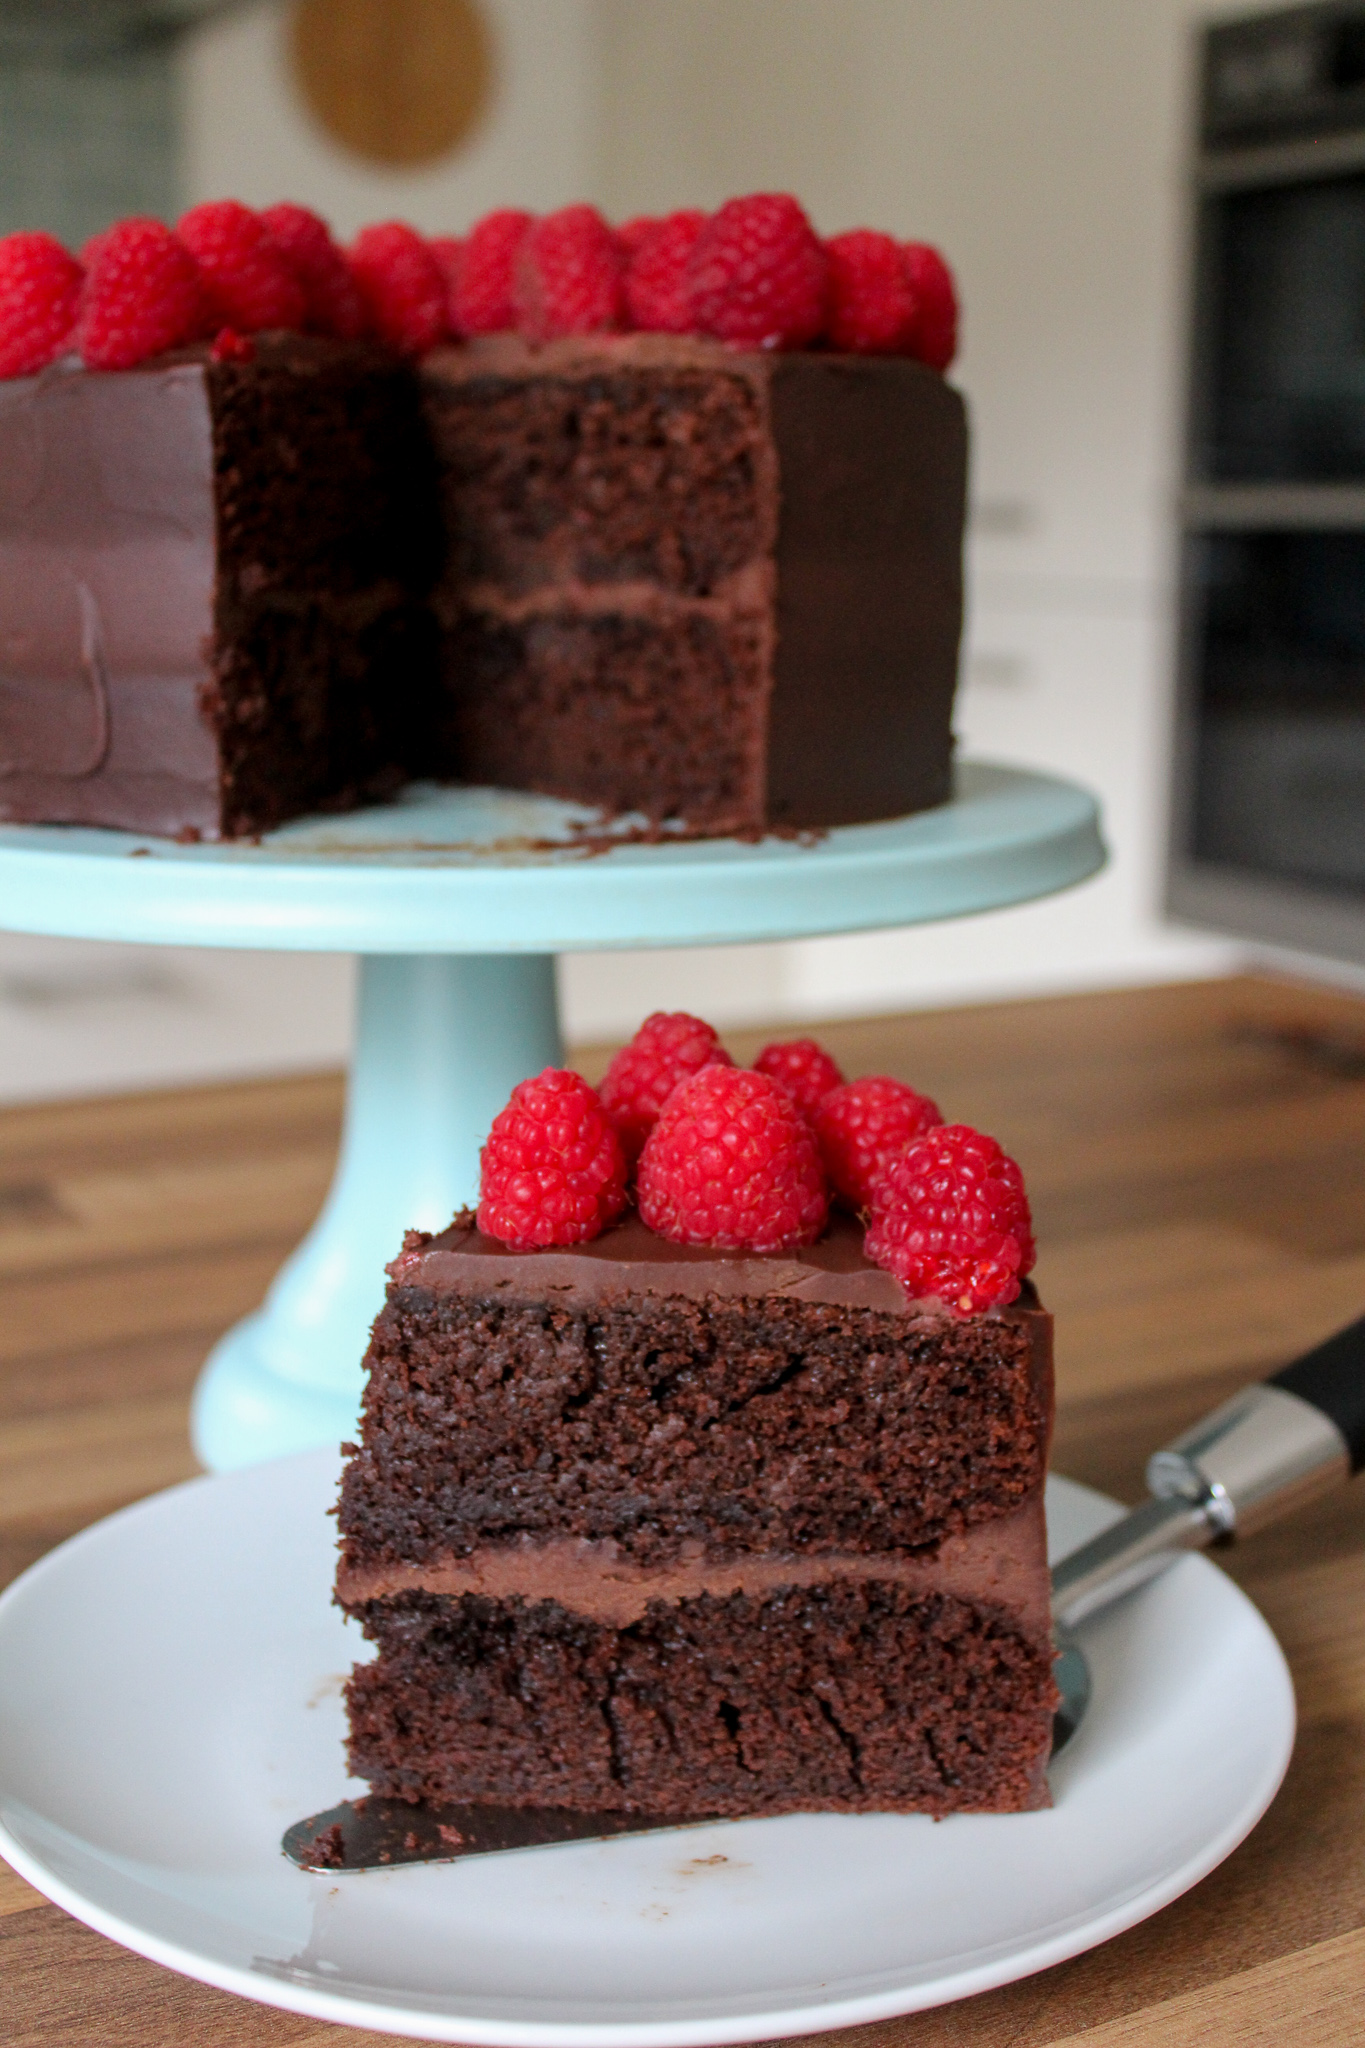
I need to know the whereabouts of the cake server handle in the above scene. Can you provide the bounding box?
[1051,1311,1365,1629]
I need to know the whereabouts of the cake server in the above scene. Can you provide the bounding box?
[1050,1308,1365,1750]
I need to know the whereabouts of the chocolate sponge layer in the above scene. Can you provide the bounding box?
[423,334,965,831]
[339,1286,1050,1572]
[344,1582,1056,1818]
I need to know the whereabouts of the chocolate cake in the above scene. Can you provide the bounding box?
[0,334,964,841]
[0,335,439,838]
[337,1209,1056,1820]
[422,334,966,832]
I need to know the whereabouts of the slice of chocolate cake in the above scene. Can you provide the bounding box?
[0,336,439,838]
[421,334,966,833]
[337,1210,1056,1820]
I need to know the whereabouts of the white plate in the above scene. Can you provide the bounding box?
[0,1451,1294,2045]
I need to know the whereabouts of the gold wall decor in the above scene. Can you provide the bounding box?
[290,0,493,168]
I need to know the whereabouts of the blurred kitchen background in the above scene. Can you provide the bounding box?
[0,0,1343,1100]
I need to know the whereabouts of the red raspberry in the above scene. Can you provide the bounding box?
[599,1011,732,1164]
[902,242,958,371]
[429,234,463,290]
[813,1076,943,1210]
[615,216,660,258]
[259,203,366,340]
[624,210,706,332]
[687,193,827,350]
[477,1067,627,1249]
[0,232,82,378]
[824,229,918,354]
[638,1066,829,1253]
[450,208,533,335]
[751,1038,845,1119]
[349,221,448,355]
[209,327,255,364]
[176,201,306,334]
[865,1124,1033,1314]
[514,204,623,342]
[77,218,208,371]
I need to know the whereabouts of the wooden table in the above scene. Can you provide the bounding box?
[4,973,1365,2046]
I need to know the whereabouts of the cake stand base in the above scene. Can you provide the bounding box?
[189,952,562,1471]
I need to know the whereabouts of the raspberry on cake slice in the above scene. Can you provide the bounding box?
[598,1011,732,1163]
[476,1067,627,1248]
[866,1123,1036,1315]
[751,1036,846,1118]
[336,1019,1057,1825]
[814,1074,943,1208]
[637,1063,829,1252]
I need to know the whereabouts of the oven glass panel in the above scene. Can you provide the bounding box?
[1205,171,1365,478]
[1190,530,1365,891]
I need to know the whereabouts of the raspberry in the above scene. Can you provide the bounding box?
[450,208,533,335]
[638,1065,829,1253]
[599,1011,732,1164]
[687,193,827,350]
[751,1038,845,1119]
[615,216,660,258]
[902,242,958,371]
[349,221,448,355]
[477,1067,627,1249]
[209,327,254,364]
[176,200,306,334]
[624,209,706,332]
[514,204,623,342]
[77,218,208,371]
[429,233,463,288]
[813,1076,943,1210]
[865,1124,1034,1314]
[0,232,82,378]
[259,203,365,339]
[824,229,918,354]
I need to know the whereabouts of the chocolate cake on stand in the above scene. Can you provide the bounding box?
[0,762,1103,1470]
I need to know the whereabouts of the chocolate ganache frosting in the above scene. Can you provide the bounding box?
[388,1208,1040,1320]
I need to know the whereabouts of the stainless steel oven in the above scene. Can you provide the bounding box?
[1169,2,1365,964]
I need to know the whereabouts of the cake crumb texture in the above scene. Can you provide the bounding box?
[339,1291,1049,1569]
[344,1583,1055,1818]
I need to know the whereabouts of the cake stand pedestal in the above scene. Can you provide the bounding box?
[0,762,1104,1469]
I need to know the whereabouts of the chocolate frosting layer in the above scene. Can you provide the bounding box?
[389,1208,1039,1322]
[337,1492,1051,1638]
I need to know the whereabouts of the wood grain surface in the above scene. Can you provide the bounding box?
[4,973,1365,2045]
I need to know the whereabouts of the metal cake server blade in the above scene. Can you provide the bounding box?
[1049,1308,1365,1752]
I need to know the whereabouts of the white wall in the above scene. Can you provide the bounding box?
[0,0,1275,1097]
[584,0,1246,1028]
[180,0,600,231]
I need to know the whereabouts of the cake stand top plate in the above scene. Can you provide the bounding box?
[0,761,1103,954]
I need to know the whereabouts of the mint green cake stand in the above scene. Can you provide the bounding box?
[0,761,1103,1470]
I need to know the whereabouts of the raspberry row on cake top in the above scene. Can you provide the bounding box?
[0,194,956,377]
[0,195,965,842]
